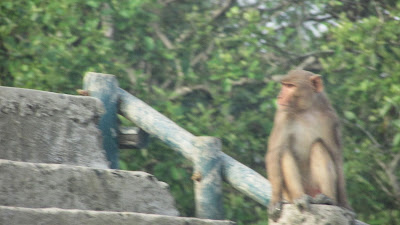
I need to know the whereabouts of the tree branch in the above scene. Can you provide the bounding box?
[375,155,400,204]
[190,41,215,67]
[152,23,174,49]
[169,85,212,100]
[341,119,383,148]
[230,77,269,86]
[176,0,233,43]
[230,74,284,87]
[211,0,233,20]
[151,23,184,80]
[297,50,335,60]
[389,153,400,202]
[159,0,178,6]
[304,15,334,22]
[372,170,393,198]
[295,56,316,70]
[101,3,114,39]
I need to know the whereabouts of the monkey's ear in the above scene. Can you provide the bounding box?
[310,75,324,92]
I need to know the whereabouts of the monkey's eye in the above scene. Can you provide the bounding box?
[283,83,295,88]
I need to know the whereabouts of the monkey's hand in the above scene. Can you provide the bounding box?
[294,195,312,211]
[268,201,283,222]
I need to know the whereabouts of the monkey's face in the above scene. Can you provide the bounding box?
[277,82,297,108]
[277,70,322,112]
[278,82,314,111]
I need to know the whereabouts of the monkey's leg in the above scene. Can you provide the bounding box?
[310,141,338,205]
[281,151,311,211]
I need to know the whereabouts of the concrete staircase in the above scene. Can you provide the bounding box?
[0,86,234,225]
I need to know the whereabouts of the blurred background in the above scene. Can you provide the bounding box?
[1,0,399,224]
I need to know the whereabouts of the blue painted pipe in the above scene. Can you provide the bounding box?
[83,73,119,169]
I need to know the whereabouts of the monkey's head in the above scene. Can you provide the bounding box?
[277,70,324,112]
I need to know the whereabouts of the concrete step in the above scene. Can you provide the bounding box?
[0,159,178,216]
[0,86,108,168]
[0,206,235,225]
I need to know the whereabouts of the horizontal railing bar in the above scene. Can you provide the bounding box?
[118,88,197,161]
[221,154,271,206]
[117,87,271,206]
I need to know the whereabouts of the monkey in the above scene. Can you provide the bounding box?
[266,70,352,221]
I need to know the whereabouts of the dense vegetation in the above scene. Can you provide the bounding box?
[1,0,399,224]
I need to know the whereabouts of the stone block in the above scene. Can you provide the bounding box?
[0,86,108,168]
[0,159,179,216]
[269,204,365,225]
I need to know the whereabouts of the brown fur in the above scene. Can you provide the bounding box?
[266,70,351,221]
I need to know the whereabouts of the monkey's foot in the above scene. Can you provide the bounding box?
[294,195,311,211]
[312,194,334,205]
[268,201,283,222]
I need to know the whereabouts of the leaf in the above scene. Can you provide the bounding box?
[144,37,155,50]
[119,160,128,170]
[223,78,232,92]
[379,103,392,116]
[86,1,99,8]
[170,167,184,181]
[344,111,357,120]
[393,119,400,129]
[392,133,400,147]
[124,42,135,51]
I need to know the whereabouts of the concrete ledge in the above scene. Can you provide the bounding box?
[0,86,108,168]
[0,159,178,216]
[269,204,366,225]
[0,206,235,225]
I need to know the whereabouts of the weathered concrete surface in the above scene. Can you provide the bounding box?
[0,86,108,168]
[0,159,179,216]
[0,206,235,225]
[269,204,366,225]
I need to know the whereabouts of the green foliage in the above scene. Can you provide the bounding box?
[1,0,399,224]
[320,3,400,224]
[0,0,126,93]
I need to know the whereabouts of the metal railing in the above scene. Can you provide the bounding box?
[83,72,271,219]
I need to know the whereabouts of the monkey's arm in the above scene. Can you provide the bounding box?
[266,148,283,202]
[266,147,284,221]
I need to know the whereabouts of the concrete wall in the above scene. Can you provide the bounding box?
[0,86,108,168]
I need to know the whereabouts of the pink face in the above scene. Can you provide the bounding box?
[277,82,296,107]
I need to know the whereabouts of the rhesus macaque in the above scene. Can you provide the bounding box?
[266,70,352,221]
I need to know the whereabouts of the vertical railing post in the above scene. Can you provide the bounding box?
[83,72,119,169]
[193,136,224,219]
